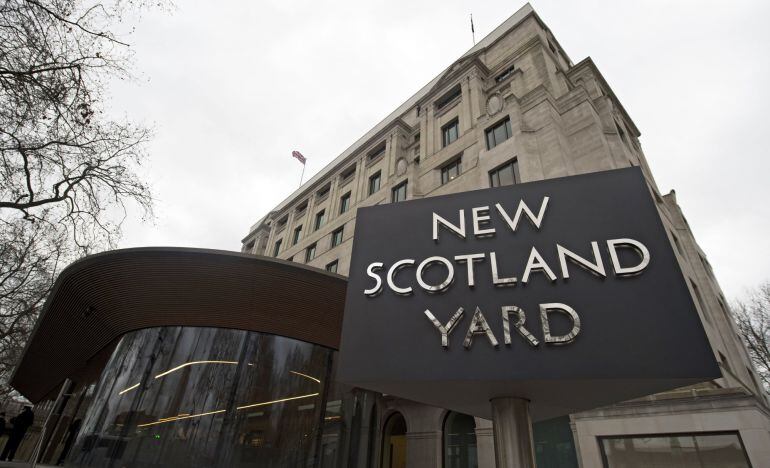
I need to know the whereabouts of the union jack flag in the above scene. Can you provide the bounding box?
[291,150,306,165]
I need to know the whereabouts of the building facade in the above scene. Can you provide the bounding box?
[241,4,770,467]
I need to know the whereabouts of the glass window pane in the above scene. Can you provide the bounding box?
[340,194,350,214]
[498,164,515,186]
[493,124,506,147]
[489,171,499,188]
[600,433,750,468]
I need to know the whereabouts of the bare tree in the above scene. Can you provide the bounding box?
[0,0,158,397]
[732,282,770,390]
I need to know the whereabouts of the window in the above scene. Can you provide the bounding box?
[700,254,714,277]
[244,240,255,253]
[331,226,344,247]
[495,64,516,83]
[305,243,316,262]
[442,119,459,147]
[443,412,478,468]
[273,239,282,257]
[670,230,684,257]
[690,279,710,324]
[392,181,407,203]
[340,165,356,184]
[276,216,288,230]
[485,117,512,149]
[314,210,326,230]
[339,192,351,214]
[368,171,381,195]
[436,85,462,110]
[489,159,520,187]
[719,351,731,374]
[441,158,461,185]
[296,201,308,214]
[600,432,750,468]
[316,184,330,199]
[325,260,338,273]
[368,143,386,161]
[292,225,303,245]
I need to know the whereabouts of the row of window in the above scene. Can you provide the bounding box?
[441,116,513,151]
[273,112,516,260]
[275,159,519,261]
[274,221,346,268]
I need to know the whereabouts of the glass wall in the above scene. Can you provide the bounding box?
[66,327,332,468]
[533,416,578,468]
[600,432,751,468]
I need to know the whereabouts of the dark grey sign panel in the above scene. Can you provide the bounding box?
[337,167,719,420]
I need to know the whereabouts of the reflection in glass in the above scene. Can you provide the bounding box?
[600,432,750,468]
[66,327,331,467]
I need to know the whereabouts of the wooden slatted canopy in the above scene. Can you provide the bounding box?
[10,247,348,403]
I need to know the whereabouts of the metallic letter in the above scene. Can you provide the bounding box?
[432,210,466,241]
[540,303,581,345]
[521,247,557,283]
[363,262,384,296]
[501,306,539,346]
[495,197,550,232]
[454,253,485,287]
[472,206,495,237]
[557,242,606,279]
[416,256,455,293]
[463,307,499,349]
[607,238,650,276]
[387,259,415,295]
[490,251,517,286]
[424,307,464,348]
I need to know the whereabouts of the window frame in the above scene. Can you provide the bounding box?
[368,143,386,161]
[331,226,344,248]
[442,119,459,147]
[292,225,303,245]
[314,210,326,231]
[368,171,381,195]
[485,116,513,150]
[441,158,462,185]
[339,192,351,214]
[597,431,751,468]
[489,158,520,188]
[392,180,408,203]
[435,85,462,110]
[305,243,317,262]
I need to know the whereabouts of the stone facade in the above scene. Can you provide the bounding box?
[242,4,770,466]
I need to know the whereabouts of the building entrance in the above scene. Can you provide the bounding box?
[382,412,406,468]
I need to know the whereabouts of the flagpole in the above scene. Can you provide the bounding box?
[299,162,306,187]
[471,14,476,45]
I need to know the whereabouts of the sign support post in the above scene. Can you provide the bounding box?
[491,397,535,468]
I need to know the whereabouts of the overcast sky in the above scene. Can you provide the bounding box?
[110,0,770,299]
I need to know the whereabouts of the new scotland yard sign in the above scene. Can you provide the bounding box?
[337,167,719,420]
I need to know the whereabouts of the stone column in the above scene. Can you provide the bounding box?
[491,397,535,468]
[474,417,496,468]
